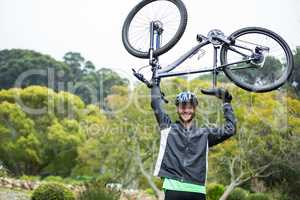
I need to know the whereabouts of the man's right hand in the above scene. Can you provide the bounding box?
[201,88,232,103]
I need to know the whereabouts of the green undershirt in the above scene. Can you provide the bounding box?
[162,178,206,194]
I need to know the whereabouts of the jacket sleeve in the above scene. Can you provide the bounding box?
[207,103,236,147]
[151,84,172,130]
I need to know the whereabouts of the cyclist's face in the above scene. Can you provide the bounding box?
[177,103,196,123]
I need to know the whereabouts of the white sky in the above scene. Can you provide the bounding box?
[0,0,300,81]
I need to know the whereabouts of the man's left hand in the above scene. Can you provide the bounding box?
[201,88,232,103]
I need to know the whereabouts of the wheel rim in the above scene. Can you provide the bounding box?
[125,0,183,57]
[223,30,292,92]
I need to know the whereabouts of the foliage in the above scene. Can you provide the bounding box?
[0,49,68,89]
[43,176,64,183]
[145,188,155,196]
[0,86,105,176]
[31,182,75,200]
[246,193,270,200]
[0,164,9,177]
[208,86,300,198]
[19,175,40,181]
[207,183,225,200]
[78,181,119,200]
[288,47,300,97]
[228,187,248,200]
[0,49,129,106]
[0,46,299,200]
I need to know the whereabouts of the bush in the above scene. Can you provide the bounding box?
[19,175,40,181]
[63,177,84,185]
[228,187,248,200]
[0,165,9,177]
[207,183,225,200]
[31,182,75,200]
[145,188,155,196]
[78,181,119,200]
[247,193,270,200]
[73,176,94,182]
[43,176,64,183]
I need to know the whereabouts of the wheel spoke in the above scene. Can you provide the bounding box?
[122,0,187,58]
[223,29,292,91]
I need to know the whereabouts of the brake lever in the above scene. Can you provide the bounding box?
[132,69,152,88]
[132,69,167,102]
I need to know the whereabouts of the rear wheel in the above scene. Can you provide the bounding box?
[122,0,188,58]
[220,27,294,92]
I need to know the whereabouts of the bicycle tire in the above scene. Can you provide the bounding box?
[220,27,294,93]
[122,0,188,59]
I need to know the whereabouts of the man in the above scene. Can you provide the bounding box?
[151,82,236,200]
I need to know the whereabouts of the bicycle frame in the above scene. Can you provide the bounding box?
[148,23,260,88]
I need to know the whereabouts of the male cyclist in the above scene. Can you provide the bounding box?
[151,81,236,200]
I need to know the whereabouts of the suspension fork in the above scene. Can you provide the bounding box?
[149,21,163,81]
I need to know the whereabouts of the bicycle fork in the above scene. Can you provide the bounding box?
[149,21,163,83]
[132,21,163,87]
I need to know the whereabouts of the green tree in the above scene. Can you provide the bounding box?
[0,49,68,90]
[0,86,108,177]
[63,52,85,83]
[0,49,129,106]
[0,101,41,175]
[208,90,300,200]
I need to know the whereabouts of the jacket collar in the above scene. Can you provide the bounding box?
[175,120,197,132]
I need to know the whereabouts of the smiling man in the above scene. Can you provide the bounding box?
[151,82,236,200]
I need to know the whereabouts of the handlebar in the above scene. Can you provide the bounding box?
[132,68,152,88]
[132,68,168,103]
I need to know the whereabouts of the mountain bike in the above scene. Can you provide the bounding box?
[122,0,294,94]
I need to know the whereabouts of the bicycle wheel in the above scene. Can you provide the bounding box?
[220,27,294,92]
[122,0,187,59]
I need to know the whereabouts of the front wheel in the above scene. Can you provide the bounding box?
[220,27,294,92]
[122,0,188,59]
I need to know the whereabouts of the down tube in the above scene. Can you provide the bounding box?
[157,40,210,74]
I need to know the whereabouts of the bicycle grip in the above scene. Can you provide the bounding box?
[201,88,218,96]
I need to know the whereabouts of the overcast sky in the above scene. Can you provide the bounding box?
[0,0,299,81]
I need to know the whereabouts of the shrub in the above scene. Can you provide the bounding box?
[63,177,83,185]
[145,188,155,196]
[73,176,94,182]
[0,165,9,177]
[78,181,120,200]
[228,187,248,200]
[19,175,40,181]
[247,193,270,200]
[43,176,64,183]
[31,182,75,200]
[207,183,225,200]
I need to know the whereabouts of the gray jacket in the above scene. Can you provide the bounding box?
[151,85,236,185]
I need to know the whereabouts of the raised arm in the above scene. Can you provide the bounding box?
[201,88,237,147]
[207,103,236,147]
[151,84,171,130]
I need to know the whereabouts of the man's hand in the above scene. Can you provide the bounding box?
[201,88,232,103]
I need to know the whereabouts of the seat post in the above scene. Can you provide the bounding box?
[212,45,220,88]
